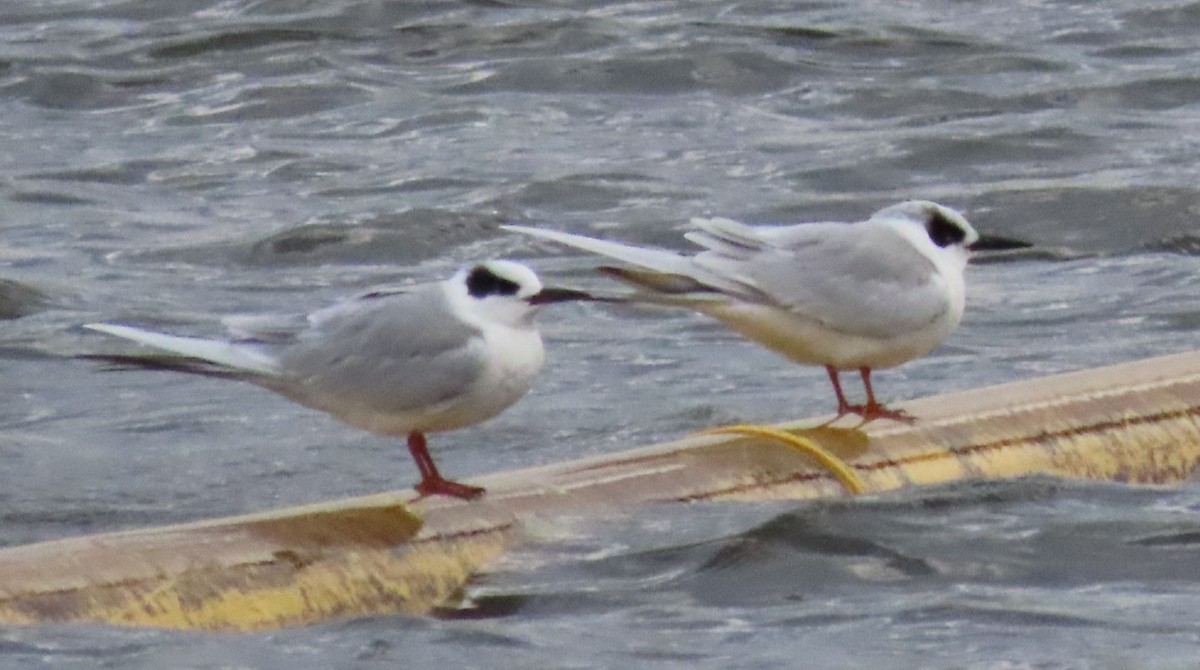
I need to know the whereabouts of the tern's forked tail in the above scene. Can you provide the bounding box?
[83,323,280,377]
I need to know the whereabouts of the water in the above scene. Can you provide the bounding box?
[0,0,1198,667]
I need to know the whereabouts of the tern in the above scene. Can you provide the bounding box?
[84,260,594,499]
[505,201,977,422]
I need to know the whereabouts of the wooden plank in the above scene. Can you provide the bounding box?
[2,351,1199,630]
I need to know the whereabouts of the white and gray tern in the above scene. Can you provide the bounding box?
[505,200,978,422]
[84,260,593,500]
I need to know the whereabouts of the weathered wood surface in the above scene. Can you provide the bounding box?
[2,351,1199,630]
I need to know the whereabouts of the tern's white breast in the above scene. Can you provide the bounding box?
[423,322,546,433]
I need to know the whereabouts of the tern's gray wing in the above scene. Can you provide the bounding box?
[690,218,952,338]
[271,283,486,414]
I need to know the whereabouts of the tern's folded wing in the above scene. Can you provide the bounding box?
[275,285,487,414]
[699,221,954,339]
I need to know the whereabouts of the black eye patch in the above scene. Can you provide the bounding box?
[926,210,966,248]
[466,266,522,298]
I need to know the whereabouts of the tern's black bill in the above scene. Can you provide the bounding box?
[527,287,606,305]
[968,233,1032,253]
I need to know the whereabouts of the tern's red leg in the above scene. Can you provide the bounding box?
[406,432,485,500]
[824,365,856,417]
[856,368,915,423]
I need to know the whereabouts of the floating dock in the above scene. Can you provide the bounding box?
[1,350,1198,631]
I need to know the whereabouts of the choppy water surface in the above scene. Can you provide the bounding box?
[0,0,1198,667]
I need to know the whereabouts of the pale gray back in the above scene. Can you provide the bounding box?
[265,283,487,414]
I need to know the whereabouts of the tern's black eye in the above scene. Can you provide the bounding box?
[926,210,967,248]
[466,265,522,298]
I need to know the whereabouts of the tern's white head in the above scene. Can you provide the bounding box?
[445,260,543,328]
[447,260,593,328]
[869,200,978,272]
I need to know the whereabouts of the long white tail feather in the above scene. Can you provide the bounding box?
[84,323,279,376]
[503,225,693,274]
[502,224,751,297]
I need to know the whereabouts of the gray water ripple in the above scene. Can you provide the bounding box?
[26,159,190,186]
[468,479,1200,617]
[0,279,49,320]
[393,16,621,63]
[448,47,802,97]
[116,207,514,268]
[166,81,375,125]
[1146,234,1200,256]
[146,28,331,61]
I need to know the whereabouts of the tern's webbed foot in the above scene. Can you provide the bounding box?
[843,402,915,424]
[414,477,485,500]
